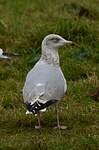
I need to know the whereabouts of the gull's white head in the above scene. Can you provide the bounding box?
[42,34,72,50]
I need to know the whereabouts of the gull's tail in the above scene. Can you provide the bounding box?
[25,99,57,114]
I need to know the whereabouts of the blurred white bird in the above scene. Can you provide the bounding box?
[0,48,20,60]
[0,48,10,59]
[23,34,72,129]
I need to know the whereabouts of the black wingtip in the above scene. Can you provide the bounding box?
[25,99,57,114]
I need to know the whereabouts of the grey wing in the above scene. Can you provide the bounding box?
[23,61,66,113]
[23,81,46,103]
[23,66,67,103]
[23,81,57,114]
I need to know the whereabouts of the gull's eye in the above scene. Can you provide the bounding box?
[50,38,60,43]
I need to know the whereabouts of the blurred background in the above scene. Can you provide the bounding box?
[0,0,99,149]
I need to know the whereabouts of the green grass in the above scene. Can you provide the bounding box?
[0,0,99,149]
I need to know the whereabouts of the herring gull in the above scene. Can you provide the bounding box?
[23,34,72,129]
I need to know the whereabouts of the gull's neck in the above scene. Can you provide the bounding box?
[40,46,59,66]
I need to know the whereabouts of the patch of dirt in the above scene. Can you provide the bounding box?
[61,2,99,20]
[78,6,98,20]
